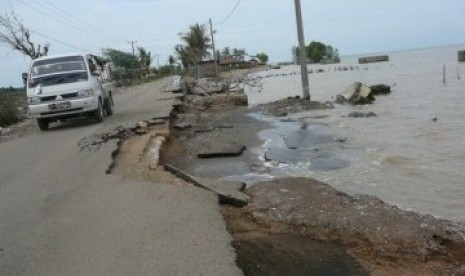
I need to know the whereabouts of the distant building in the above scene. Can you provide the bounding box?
[458,50,465,62]
[358,55,389,64]
[248,58,262,67]
[186,60,217,78]
[186,56,262,78]
[219,56,258,68]
[219,56,242,67]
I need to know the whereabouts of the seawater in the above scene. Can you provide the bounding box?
[245,44,465,222]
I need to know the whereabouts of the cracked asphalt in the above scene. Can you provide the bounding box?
[0,78,243,276]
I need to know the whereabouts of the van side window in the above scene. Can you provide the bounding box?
[88,59,96,72]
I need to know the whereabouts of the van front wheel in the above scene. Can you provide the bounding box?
[94,100,104,123]
[37,118,49,131]
[104,97,113,116]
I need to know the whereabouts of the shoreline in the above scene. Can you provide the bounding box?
[159,73,465,275]
[3,72,464,275]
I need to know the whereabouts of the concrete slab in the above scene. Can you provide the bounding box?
[164,163,249,207]
[198,143,246,158]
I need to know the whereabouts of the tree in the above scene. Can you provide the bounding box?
[174,44,192,69]
[102,48,140,85]
[168,55,175,65]
[291,41,340,64]
[306,41,327,63]
[137,46,152,75]
[291,46,300,64]
[103,48,137,69]
[176,23,211,67]
[232,48,246,61]
[0,13,49,59]
[255,52,269,64]
[221,47,231,57]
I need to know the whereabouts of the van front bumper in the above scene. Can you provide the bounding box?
[29,97,99,119]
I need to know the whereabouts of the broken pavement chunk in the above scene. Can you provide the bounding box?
[148,119,166,125]
[163,163,249,207]
[135,121,148,134]
[173,122,192,130]
[197,143,246,158]
[192,177,249,207]
[193,126,215,133]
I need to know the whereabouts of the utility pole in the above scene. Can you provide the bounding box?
[127,40,137,57]
[294,0,310,100]
[128,40,138,75]
[209,18,219,81]
[154,54,160,68]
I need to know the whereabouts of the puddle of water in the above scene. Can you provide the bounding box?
[251,113,354,177]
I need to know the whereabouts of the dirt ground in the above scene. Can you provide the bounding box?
[162,95,465,276]
[223,178,465,276]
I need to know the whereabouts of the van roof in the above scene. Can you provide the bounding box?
[33,53,86,61]
[34,53,106,62]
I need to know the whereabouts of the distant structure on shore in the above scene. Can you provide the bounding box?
[358,55,389,64]
[458,50,465,62]
[186,57,263,78]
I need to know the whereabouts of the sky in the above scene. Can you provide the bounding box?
[1,0,464,87]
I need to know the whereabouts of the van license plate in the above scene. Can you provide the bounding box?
[49,101,71,110]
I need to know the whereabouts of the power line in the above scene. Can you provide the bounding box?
[5,15,89,52]
[40,0,127,42]
[30,29,90,52]
[17,0,92,35]
[215,0,242,26]
[17,0,125,45]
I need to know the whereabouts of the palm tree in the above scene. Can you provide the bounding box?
[137,46,152,76]
[174,44,193,69]
[221,47,231,57]
[175,23,211,78]
[232,48,247,62]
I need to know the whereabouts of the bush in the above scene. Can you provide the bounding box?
[158,65,176,75]
[111,68,142,87]
[0,92,25,127]
[0,104,19,126]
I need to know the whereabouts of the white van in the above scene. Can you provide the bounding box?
[23,53,114,130]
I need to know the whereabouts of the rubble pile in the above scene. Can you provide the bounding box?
[174,77,249,113]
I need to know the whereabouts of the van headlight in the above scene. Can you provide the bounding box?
[77,88,94,98]
[27,96,41,105]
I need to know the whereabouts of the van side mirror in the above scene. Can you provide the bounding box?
[22,72,28,84]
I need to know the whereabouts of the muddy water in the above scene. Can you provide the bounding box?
[245,45,465,222]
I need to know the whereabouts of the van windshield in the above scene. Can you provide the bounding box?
[29,56,88,88]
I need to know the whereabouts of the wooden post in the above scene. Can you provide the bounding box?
[443,64,446,85]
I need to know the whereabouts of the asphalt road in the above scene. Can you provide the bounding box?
[0,79,243,276]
